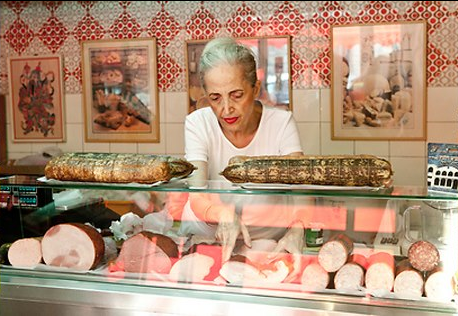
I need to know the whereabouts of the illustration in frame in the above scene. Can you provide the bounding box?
[8,55,66,142]
[331,21,426,140]
[81,38,159,142]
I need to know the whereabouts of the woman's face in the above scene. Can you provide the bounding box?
[204,63,260,133]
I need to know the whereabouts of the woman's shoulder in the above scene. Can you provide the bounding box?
[186,107,214,122]
[262,104,293,120]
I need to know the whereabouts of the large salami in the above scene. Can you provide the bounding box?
[220,154,393,187]
[45,152,195,183]
[318,234,354,273]
[407,240,440,272]
[393,259,424,297]
[334,254,367,291]
[42,223,105,271]
[365,252,395,292]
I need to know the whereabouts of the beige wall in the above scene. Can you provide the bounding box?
[2,1,458,186]
[6,86,458,186]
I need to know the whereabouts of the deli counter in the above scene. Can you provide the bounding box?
[1,175,458,316]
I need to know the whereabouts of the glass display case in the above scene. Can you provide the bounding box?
[1,175,457,316]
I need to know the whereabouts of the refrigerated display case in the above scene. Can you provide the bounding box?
[1,175,457,316]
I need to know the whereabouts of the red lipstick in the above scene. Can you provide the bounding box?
[224,117,238,124]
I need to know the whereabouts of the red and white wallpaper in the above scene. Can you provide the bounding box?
[1,1,457,94]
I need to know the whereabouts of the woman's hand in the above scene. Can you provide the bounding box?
[268,224,304,282]
[215,205,252,262]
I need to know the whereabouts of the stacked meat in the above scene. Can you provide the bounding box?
[1,224,455,303]
[4,223,105,271]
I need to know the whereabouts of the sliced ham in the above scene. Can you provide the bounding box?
[318,234,354,272]
[219,255,267,284]
[261,260,291,283]
[42,223,105,271]
[236,239,279,264]
[115,231,178,274]
[169,253,215,282]
[187,243,222,281]
[393,259,424,298]
[8,237,43,267]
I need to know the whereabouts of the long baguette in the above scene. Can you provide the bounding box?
[220,154,393,187]
[45,152,196,183]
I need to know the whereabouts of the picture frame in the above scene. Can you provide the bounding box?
[81,38,159,143]
[8,55,66,142]
[331,21,426,140]
[185,35,292,113]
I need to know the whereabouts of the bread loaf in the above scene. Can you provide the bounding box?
[45,152,196,183]
[220,154,393,187]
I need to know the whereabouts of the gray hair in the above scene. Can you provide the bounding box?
[199,37,258,89]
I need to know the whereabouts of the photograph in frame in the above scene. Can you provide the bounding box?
[185,36,292,113]
[331,21,427,140]
[81,38,159,143]
[8,55,66,142]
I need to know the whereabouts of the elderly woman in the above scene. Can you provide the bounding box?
[179,37,305,271]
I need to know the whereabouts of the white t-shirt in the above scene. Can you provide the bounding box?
[184,104,303,181]
[179,105,304,238]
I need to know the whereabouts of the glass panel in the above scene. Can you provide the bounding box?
[1,175,458,314]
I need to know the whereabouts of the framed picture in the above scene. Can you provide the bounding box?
[81,38,159,143]
[331,21,426,140]
[8,55,65,142]
[185,36,292,113]
[0,95,6,164]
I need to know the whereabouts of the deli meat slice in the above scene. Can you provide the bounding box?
[220,257,266,284]
[393,259,424,298]
[42,223,105,271]
[318,234,354,272]
[169,253,215,282]
[115,231,178,274]
[408,240,440,272]
[8,237,43,267]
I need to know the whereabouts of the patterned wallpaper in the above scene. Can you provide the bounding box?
[1,1,458,95]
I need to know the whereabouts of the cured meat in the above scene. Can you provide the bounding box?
[408,240,440,272]
[334,263,365,291]
[169,253,215,282]
[186,243,222,281]
[115,231,178,274]
[425,266,454,301]
[219,255,266,284]
[318,234,354,272]
[365,252,395,292]
[7,237,43,267]
[393,259,424,297]
[42,223,105,271]
[220,154,393,187]
[261,260,291,283]
[0,243,11,264]
[219,254,290,285]
[301,262,330,291]
[235,239,279,264]
[348,253,368,270]
[45,152,196,183]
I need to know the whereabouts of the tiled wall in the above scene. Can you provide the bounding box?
[1,1,458,186]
